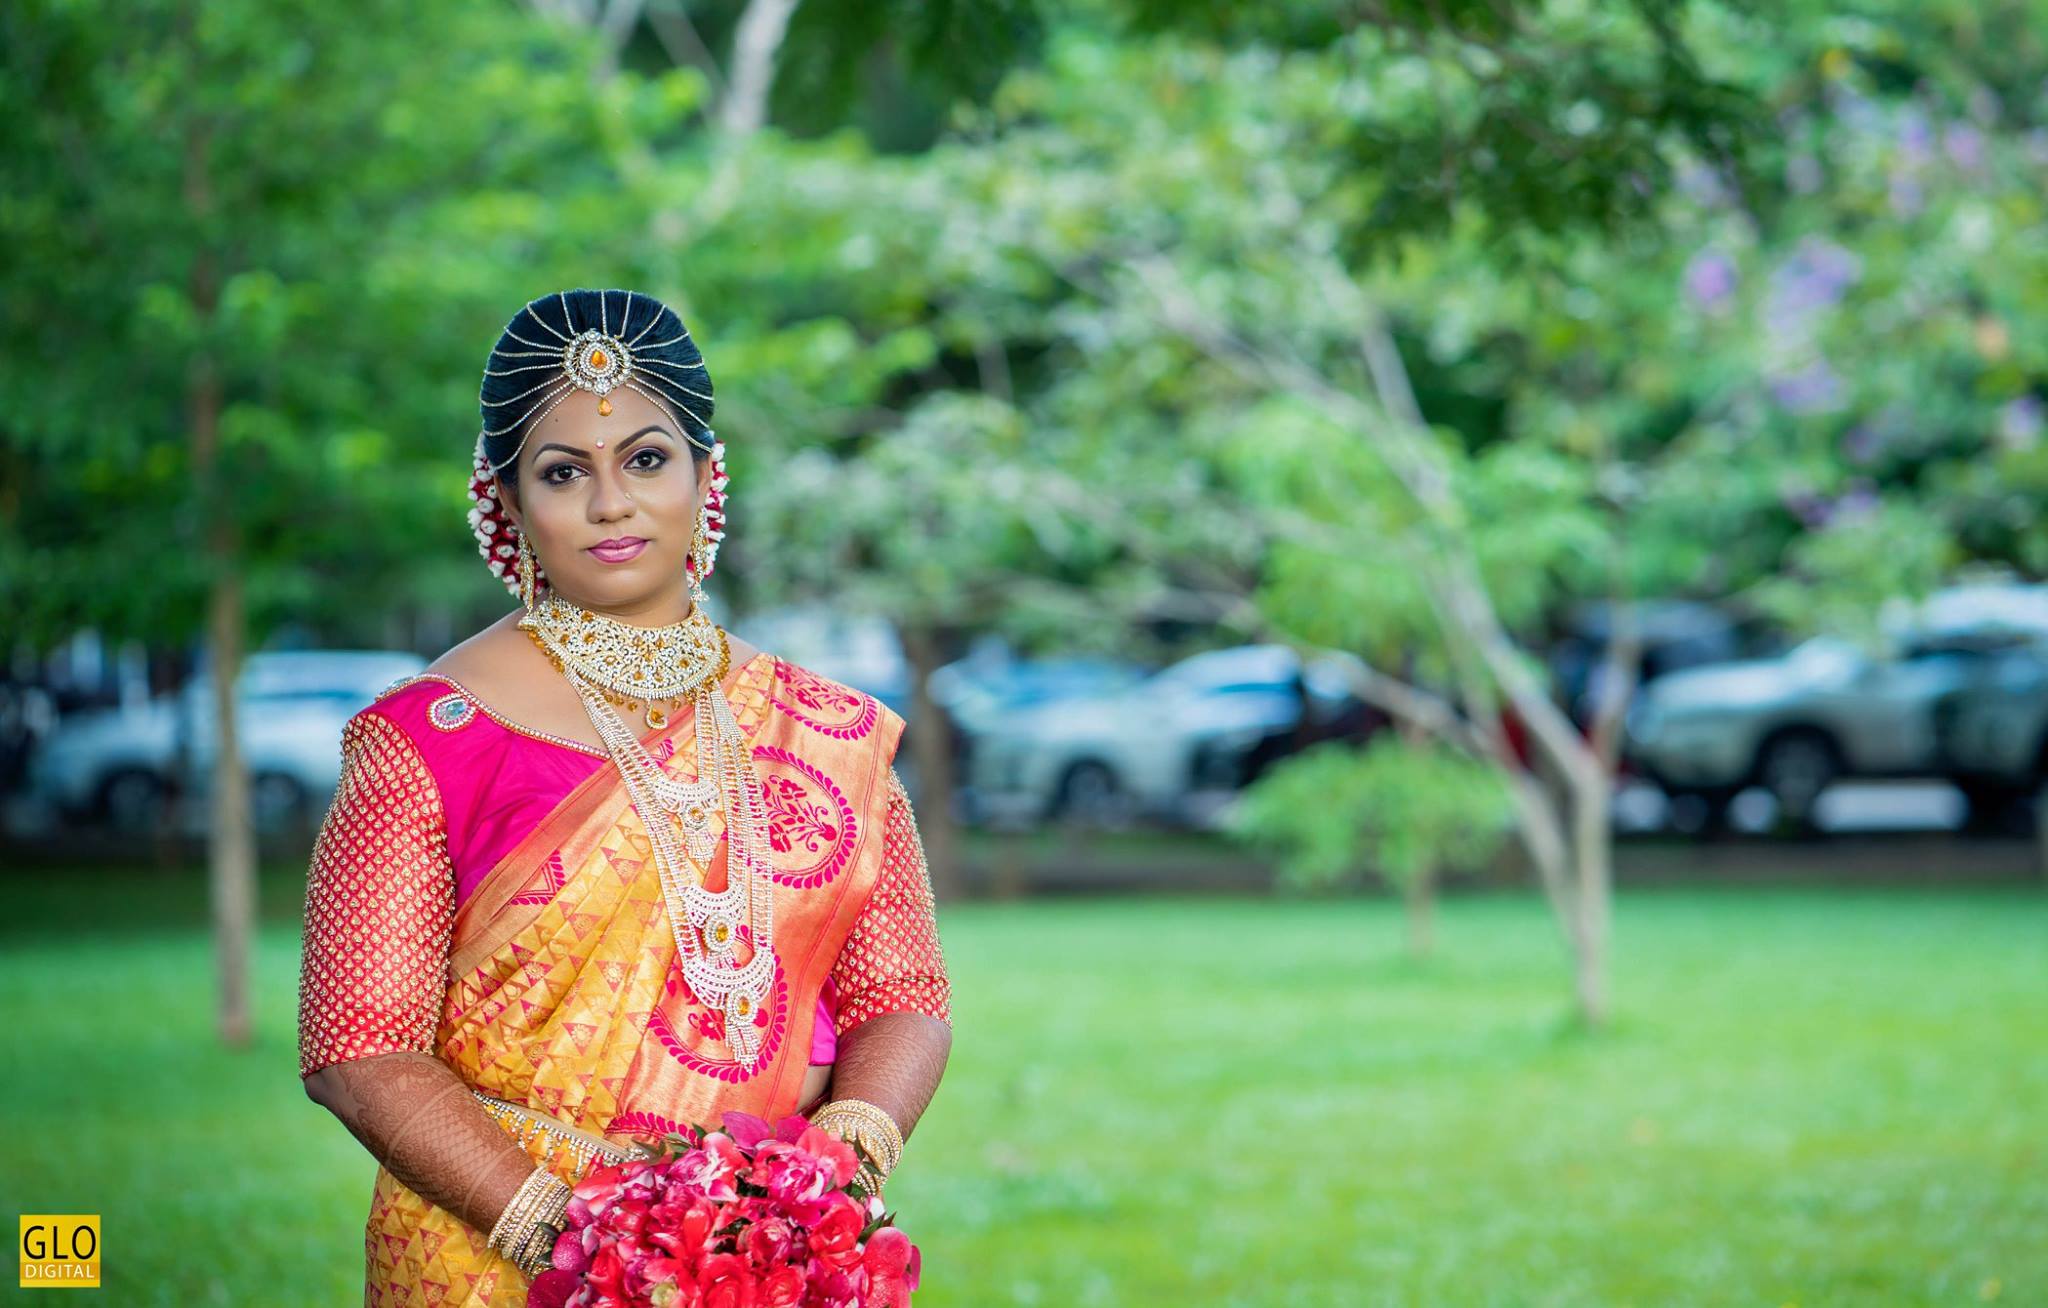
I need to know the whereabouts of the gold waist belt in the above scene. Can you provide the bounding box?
[470,1090,658,1180]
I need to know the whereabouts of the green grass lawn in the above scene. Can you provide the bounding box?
[1,867,2040,1306]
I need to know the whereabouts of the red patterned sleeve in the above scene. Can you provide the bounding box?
[296,709,456,1079]
[831,766,953,1036]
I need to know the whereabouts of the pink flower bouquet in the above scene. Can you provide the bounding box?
[525,1111,920,1308]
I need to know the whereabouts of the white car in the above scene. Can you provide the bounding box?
[960,644,1365,828]
[26,649,426,833]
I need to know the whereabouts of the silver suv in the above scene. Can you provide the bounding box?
[1625,583,2048,832]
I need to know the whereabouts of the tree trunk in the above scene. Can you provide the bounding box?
[189,333,253,1048]
[206,562,255,1046]
[899,624,961,902]
[186,112,255,1048]
[1566,767,1613,1025]
[1405,867,1437,959]
[719,0,800,137]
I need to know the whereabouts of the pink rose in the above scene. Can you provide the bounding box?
[697,1251,758,1308]
[805,1192,865,1269]
[586,1246,628,1301]
[720,1112,774,1149]
[649,1196,720,1261]
[524,1268,579,1308]
[861,1228,917,1308]
[756,1266,805,1307]
[749,1140,840,1207]
[739,1214,797,1271]
[795,1126,861,1188]
[670,1144,742,1201]
[808,1265,865,1308]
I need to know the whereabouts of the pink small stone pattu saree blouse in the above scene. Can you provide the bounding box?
[296,650,951,1307]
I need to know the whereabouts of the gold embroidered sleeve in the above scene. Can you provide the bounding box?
[832,766,952,1036]
[296,710,455,1079]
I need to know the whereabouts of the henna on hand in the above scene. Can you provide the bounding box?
[826,1010,952,1142]
[304,1051,536,1237]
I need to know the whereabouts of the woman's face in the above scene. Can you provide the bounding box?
[495,385,707,620]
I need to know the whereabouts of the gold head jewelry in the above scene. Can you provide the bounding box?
[480,290,715,477]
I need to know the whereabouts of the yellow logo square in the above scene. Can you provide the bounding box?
[19,1216,99,1289]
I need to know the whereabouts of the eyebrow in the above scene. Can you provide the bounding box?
[536,426,673,459]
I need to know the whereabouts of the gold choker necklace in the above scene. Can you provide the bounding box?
[518,595,728,730]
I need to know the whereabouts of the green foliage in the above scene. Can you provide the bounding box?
[0,0,645,647]
[1230,736,1515,892]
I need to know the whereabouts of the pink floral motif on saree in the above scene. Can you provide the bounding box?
[647,940,790,1083]
[752,745,858,889]
[769,657,879,739]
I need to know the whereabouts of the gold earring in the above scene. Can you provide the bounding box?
[516,532,539,612]
[687,509,710,612]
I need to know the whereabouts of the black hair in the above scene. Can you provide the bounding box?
[479,288,714,501]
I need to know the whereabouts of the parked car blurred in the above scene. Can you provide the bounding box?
[1550,599,1784,737]
[1625,581,2048,831]
[25,649,426,834]
[960,643,1371,828]
[929,642,1145,721]
[1931,641,2048,831]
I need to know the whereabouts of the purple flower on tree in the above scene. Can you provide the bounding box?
[1770,360,1846,415]
[1828,480,1881,526]
[1944,123,1986,171]
[1999,396,2044,451]
[1683,250,1739,312]
[1887,169,1926,218]
[1782,488,1832,529]
[1896,106,1934,162]
[1769,238,1862,319]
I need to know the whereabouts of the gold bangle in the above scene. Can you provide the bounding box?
[814,1097,902,1142]
[517,1178,570,1274]
[816,1116,901,1173]
[812,1110,899,1162]
[811,1098,905,1184]
[488,1168,570,1274]
[484,1168,545,1250]
[516,1216,562,1277]
[813,1098,903,1158]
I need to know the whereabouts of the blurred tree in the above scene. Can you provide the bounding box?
[0,0,669,1043]
[937,11,1774,1022]
[948,2,2048,1019]
[1231,728,1514,957]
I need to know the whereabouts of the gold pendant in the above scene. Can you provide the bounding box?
[645,703,668,730]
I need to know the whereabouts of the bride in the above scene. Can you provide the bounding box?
[295,288,953,1304]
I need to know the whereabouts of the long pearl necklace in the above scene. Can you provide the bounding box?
[519,594,776,1065]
